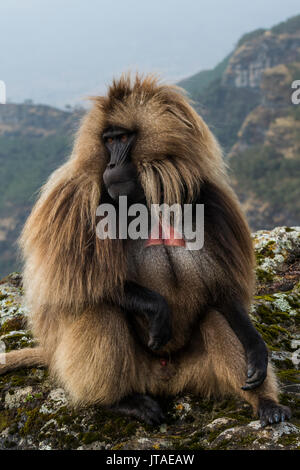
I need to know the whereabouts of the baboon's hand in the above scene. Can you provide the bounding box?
[122,281,172,351]
[147,299,172,352]
[241,342,268,391]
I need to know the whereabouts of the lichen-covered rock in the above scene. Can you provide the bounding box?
[0,227,299,450]
[208,421,300,450]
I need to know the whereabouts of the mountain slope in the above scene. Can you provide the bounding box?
[180,14,300,229]
[0,104,83,276]
[178,54,231,100]
[0,14,300,276]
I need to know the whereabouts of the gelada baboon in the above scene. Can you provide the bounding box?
[0,74,291,426]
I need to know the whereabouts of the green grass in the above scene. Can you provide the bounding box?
[0,134,71,208]
[230,145,300,212]
[0,132,72,277]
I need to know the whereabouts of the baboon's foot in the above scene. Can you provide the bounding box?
[258,398,291,427]
[110,393,165,426]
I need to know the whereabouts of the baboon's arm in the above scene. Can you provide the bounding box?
[0,347,45,375]
[120,281,172,351]
[217,301,268,390]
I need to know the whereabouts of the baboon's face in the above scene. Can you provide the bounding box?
[98,78,207,207]
[102,126,145,202]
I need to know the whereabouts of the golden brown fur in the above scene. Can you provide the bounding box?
[1,74,279,414]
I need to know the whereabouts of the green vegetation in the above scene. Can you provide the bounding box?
[230,145,300,213]
[0,133,71,275]
[0,134,71,208]
[271,14,300,35]
[235,14,300,48]
[237,28,266,47]
[0,103,79,276]
[196,79,260,150]
[178,54,231,101]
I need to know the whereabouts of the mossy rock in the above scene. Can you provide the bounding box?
[0,229,299,449]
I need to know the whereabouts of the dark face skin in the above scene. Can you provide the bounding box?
[102,126,145,203]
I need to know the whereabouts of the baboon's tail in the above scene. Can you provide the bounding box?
[0,347,45,374]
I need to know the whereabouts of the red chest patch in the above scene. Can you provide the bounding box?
[145,223,186,248]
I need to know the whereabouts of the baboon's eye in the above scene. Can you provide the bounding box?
[121,134,128,143]
[107,137,114,144]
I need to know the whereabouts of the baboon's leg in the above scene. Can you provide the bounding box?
[0,347,45,374]
[51,305,163,420]
[177,310,291,425]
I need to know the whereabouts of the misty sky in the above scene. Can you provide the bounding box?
[0,0,299,107]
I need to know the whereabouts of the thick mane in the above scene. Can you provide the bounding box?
[20,73,251,313]
[199,181,255,306]
[20,101,126,312]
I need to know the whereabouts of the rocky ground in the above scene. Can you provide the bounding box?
[0,226,299,450]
